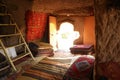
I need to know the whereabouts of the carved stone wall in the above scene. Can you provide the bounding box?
[94,0,120,79]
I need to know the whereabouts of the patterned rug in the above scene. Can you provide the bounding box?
[16,58,70,80]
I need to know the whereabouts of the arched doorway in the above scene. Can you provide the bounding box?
[57,22,80,52]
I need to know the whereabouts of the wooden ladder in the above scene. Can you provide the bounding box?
[0,2,35,71]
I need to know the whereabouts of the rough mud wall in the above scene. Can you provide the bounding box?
[5,0,94,43]
[94,0,120,79]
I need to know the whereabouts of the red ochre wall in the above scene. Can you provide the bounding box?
[83,16,95,47]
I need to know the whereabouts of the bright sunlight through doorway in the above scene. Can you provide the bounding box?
[57,22,80,52]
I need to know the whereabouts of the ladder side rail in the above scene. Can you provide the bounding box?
[15,23,35,60]
[0,39,17,71]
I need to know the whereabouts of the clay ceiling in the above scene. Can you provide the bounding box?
[53,0,94,16]
[37,0,94,16]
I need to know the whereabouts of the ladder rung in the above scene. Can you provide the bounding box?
[0,33,20,37]
[6,43,25,48]
[12,52,30,62]
[0,24,16,26]
[0,65,10,72]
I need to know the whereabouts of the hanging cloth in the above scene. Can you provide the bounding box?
[25,10,48,42]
